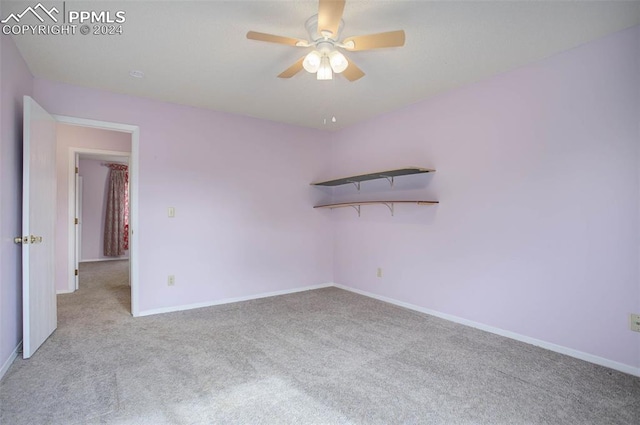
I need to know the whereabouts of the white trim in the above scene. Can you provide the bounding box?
[0,341,22,381]
[54,114,140,317]
[130,127,140,317]
[67,147,130,294]
[21,98,31,357]
[56,289,75,295]
[66,149,75,293]
[138,283,333,317]
[80,257,129,263]
[54,115,138,133]
[75,174,82,290]
[334,284,640,378]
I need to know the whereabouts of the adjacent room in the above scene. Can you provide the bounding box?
[1,1,639,424]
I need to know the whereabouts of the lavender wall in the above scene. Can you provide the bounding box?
[55,125,131,291]
[329,26,640,369]
[78,159,129,262]
[35,80,334,312]
[0,34,33,373]
[1,23,633,376]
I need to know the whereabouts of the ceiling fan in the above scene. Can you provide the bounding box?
[246,0,405,82]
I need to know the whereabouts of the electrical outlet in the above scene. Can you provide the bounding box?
[168,275,175,286]
[630,314,640,332]
[376,268,382,278]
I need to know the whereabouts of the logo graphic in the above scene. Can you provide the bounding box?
[1,3,59,24]
[2,2,126,36]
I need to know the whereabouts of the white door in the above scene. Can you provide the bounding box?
[22,96,57,359]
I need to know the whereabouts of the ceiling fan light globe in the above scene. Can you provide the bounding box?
[303,51,322,73]
[317,56,333,80]
[329,51,348,73]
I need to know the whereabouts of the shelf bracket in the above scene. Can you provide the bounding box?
[380,175,395,188]
[346,180,361,191]
[381,202,395,216]
[349,205,361,217]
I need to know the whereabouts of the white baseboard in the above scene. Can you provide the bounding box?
[56,289,75,294]
[0,341,22,381]
[334,284,640,378]
[138,283,333,317]
[134,281,640,377]
[80,257,128,263]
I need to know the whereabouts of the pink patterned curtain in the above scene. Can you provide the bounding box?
[104,164,129,256]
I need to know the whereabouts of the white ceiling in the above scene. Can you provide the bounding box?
[6,0,640,130]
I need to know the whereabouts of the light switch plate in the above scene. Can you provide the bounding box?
[630,314,640,332]
[168,207,175,218]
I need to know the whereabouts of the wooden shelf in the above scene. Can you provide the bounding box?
[314,200,438,216]
[311,166,435,189]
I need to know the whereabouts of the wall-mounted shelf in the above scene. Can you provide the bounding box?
[311,166,435,190]
[314,201,438,217]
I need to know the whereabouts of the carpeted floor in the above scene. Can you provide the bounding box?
[1,260,639,424]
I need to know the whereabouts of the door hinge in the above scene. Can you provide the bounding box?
[75,167,79,174]
[75,218,78,225]
[75,269,79,276]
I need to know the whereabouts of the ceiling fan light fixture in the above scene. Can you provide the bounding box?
[317,56,333,80]
[303,50,322,73]
[329,50,348,73]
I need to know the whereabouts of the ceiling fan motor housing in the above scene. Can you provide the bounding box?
[316,40,335,54]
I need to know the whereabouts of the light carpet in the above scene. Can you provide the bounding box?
[1,260,639,424]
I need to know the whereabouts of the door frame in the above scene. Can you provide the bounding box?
[75,173,82,288]
[67,148,131,292]
[55,115,140,317]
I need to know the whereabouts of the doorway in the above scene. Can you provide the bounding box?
[72,150,130,288]
[56,115,140,317]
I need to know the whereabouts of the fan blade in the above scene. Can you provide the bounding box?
[247,31,305,46]
[278,57,305,78]
[318,0,345,37]
[342,60,365,82]
[343,30,405,51]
